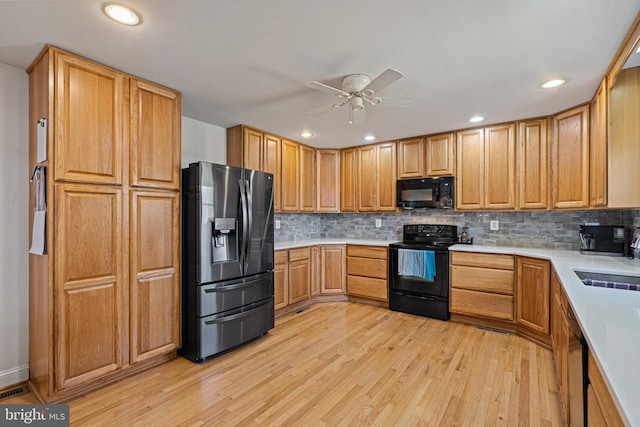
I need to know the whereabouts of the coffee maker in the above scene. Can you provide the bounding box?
[579,224,625,255]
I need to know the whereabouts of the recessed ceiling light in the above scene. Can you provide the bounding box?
[469,116,484,123]
[541,79,566,89]
[103,3,141,26]
[364,135,376,141]
[299,131,313,138]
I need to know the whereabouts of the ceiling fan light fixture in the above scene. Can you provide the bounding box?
[469,116,484,123]
[103,3,141,25]
[541,79,566,89]
[298,131,313,138]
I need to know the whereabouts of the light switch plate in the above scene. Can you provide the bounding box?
[490,220,499,231]
[275,220,281,230]
[375,219,382,228]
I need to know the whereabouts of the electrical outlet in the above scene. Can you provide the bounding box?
[375,219,382,228]
[490,220,499,231]
[275,220,281,230]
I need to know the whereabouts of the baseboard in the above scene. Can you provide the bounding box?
[0,365,29,389]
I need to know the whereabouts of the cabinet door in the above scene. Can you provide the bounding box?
[281,139,300,212]
[340,148,357,212]
[263,134,281,212]
[426,133,455,176]
[54,184,124,390]
[54,52,125,185]
[274,252,288,310]
[130,79,181,190]
[299,144,316,212]
[516,257,550,335]
[310,246,320,297]
[356,145,377,211]
[518,119,549,209]
[590,79,607,207]
[397,138,424,178]
[130,190,180,363]
[288,259,310,304]
[484,124,516,209]
[376,142,397,211]
[320,246,346,295]
[316,150,340,212]
[551,105,590,209]
[456,128,484,210]
[243,128,263,172]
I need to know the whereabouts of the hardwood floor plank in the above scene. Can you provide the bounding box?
[5,302,563,426]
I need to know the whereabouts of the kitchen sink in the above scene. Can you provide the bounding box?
[574,270,640,291]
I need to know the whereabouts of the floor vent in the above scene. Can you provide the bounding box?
[295,306,311,314]
[0,385,28,401]
[476,326,511,336]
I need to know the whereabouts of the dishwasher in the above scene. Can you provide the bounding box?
[566,304,588,426]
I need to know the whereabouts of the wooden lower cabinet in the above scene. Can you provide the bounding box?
[288,247,311,304]
[346,245,388,301]
[129,190,181,363]
[516,257,550,335]
[274,251,289,310]
[449,252,515,321]
[319,245,346,295]
[587,350,625,427]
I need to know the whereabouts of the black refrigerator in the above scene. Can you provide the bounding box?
[180,162,275,362]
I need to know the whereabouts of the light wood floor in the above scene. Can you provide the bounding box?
[6,302,564,426]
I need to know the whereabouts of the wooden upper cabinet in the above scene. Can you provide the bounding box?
[243,128,263,171]
[397,138,424,179]
[590,79,607,207]
[130,79,181,190]
[54,183,124,389]
[299,144,316,212]
[281,139,300,212]
[551,105,590,209]
[130,190,180,364]
[517,119,549,210]
[340,148,357,212]
[263,134,281,212]
[516,257,550,335]
[317,149,340,212]
[356,144,377,211]
[377,142,397,211]
[484,124,516,209]
[456,128,484,210]
[426,133,455,176]
[54,52,125,185]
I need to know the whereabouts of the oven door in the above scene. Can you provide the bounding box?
[388,244,449,298]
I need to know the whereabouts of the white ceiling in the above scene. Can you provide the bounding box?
[1,0,639,148]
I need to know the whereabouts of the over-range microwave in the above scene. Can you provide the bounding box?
[396,176,454,209]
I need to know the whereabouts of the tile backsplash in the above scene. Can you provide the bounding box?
[276,209,640,251]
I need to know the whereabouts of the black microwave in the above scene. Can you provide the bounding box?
[396,177,454,209]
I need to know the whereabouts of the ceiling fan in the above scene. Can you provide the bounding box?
[304,69,417,125]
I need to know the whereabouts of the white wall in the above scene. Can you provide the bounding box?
[0,63,29,387]
[181,117,226,167]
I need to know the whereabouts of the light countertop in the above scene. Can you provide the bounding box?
[275,238,393,250]
[450,244,640,426]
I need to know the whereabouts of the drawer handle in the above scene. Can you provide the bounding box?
[204,277,264,293]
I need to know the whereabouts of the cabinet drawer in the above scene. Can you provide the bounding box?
[347,275,388,301]
[450,288,514,320]
[347,257,387,279]
[451,252,514,270]
[347,245,388,259]
[450,265,514,294]
[275,250,288,265]
[288,247,310,262]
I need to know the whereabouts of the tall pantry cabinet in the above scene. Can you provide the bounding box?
[28,46,181,402]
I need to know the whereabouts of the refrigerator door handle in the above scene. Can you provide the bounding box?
[245,178,253,274]
[239,179,249,269]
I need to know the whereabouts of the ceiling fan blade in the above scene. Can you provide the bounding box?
[350,107,367,126]
[378,96,419,108]
[304,81,349,97]
[362,69,403,95]
[303,103,341,116]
